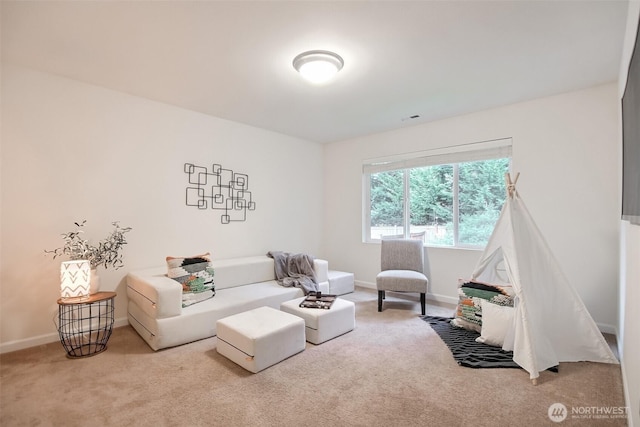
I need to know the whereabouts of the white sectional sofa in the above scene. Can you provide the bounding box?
[126,255,334,351]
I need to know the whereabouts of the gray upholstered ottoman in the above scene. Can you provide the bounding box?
[280,297,355,344]
[216,306,305,373]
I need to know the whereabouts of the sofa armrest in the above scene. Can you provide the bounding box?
[313,259,329,284]
[127,268,183,319]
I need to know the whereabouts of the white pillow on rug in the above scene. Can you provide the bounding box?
[476,300,514,348]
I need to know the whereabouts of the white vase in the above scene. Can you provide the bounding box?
[90,269,101,294]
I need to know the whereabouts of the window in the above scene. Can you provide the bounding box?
[364,139,511,248]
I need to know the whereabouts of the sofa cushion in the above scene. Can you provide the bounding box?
[211,256,276,290]
[127,268,183,319]
[166,253,216,307]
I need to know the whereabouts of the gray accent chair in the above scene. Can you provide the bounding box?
[376,239,429,315]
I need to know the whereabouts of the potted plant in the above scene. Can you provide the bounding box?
[46,220,132,294]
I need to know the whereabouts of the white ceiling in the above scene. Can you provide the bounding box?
[1,1,629,143]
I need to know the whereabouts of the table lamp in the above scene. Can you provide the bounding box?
[60,260,91,299]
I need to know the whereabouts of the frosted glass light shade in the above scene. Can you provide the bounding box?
[293,50,344,84]
[60,260,91,298]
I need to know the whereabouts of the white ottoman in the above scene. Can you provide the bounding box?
[328,270,355,295]
[280,297,355,344]
[216,306,305,373]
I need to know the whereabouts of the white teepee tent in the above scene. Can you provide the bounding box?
[471,173,618,383]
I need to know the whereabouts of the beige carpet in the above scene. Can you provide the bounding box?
[0,288,627,426]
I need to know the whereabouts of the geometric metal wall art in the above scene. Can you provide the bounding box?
[184,163,256,224]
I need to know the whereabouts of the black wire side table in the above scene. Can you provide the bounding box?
[57,291,117,358]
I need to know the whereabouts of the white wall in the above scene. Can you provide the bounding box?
[0,36,632,422]
[324,83,620,331]
[620,222,640,427]
[618,2,640,425]
[0,65,324,352]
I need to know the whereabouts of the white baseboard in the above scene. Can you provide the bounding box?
[426,293,458,306]
[0,317,129,355]
[620,356,637,427]
[596,322,617,335]
[355,280,457,306]
[355,280,375,290]
[358,280,615,334]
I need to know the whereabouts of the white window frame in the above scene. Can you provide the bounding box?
[363,138,512,248]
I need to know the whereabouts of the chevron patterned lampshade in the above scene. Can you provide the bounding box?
[60,260,91,299]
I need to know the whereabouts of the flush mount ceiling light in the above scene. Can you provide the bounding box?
[292,50,344,84]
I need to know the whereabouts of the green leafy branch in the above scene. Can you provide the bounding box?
[45,220,132,270]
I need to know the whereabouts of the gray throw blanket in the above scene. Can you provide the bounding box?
[267,251,319,295]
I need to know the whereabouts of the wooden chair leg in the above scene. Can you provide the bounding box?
[420,293,426,316]
[378,290,384,312]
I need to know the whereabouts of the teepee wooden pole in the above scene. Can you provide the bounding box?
[505,172,521,198]
[504,172,520,198]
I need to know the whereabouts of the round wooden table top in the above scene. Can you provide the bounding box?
[57,291,117,305]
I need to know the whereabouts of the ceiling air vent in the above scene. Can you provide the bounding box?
[401,114,420,122]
